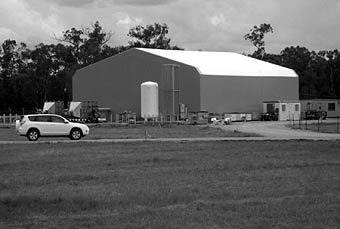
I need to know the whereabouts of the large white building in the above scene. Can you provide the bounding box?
[73,48,299,118]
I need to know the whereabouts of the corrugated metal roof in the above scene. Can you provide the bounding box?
[137,48,298,77]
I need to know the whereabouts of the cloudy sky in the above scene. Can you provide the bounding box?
[0,0,339,54]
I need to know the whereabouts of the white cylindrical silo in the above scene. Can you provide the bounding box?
[141,81,159,118]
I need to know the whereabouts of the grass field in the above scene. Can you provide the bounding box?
[1,140,340,228]
[0,124,258,141]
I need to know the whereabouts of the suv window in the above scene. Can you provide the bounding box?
[51,116,65,123]
[35,116,51,122]
[28,116,37,121]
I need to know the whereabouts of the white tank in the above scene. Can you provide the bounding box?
[141,81,159,118]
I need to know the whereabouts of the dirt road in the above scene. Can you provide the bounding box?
[1,121,340,145]
[219,121,340,140]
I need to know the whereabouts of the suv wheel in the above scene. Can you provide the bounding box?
[70,128,82,140]
[27,129,39,141]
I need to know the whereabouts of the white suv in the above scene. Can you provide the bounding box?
[16,114,90,141]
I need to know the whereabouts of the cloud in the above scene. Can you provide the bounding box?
[114,13,142,26]
[0,1,65,46]
[112,0,177,6]
[209,14,226,26]
[38,0,95,8]
[1,0,340,54]
[262,0,340,52]
[159,0,252,52]
[42,0,177,8]
[0,27,16,42]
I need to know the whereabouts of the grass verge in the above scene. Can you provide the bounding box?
[0,124,259,141]
[0,141,339,228]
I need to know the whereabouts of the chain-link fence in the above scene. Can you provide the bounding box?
[289,117,340,133]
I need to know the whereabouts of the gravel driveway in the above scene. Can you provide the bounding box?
[219,121,340,140]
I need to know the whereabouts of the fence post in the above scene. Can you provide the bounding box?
[299,115,301,129]
[317,119,320,132]
[9,113,12,123]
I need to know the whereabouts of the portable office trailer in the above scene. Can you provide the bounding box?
[263,101,301,121]
[300,99,340,118]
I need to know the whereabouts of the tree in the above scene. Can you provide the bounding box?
[53,21,117,105]
[0,39,25,79]
[278,47,340,99]
[128,23,182,50]
[279,46,314,99]
[56,21,113,67]
[261,53,282,65]
[317,50,340,97]
[19,42,76,110]
[244,23,273,59]
[0,40,32,113]
[79,21,113,65]
[28,43,57,108]
[0,22,124,113]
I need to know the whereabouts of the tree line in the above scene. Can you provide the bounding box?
[244,24,340,100]
[0,22,180,114]
[0,22,339,114]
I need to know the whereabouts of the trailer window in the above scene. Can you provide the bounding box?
[295,104,300,112]
[328,103,335,111]
[281,104,286,112]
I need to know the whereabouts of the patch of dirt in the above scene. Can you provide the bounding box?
[219,121,340,140]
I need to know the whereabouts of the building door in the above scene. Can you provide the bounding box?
[267,103,275,113]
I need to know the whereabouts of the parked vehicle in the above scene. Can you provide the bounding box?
[16,114,90,141]
[260,112,279,121]
[304,110,327,120]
